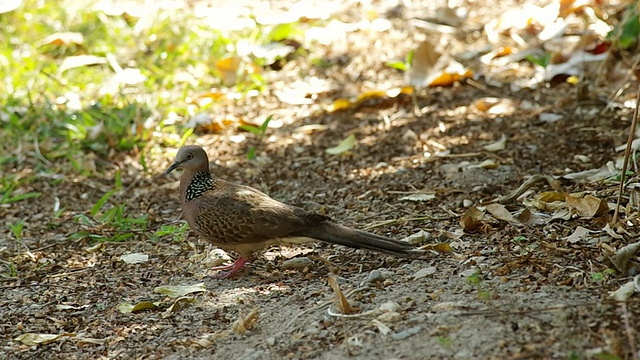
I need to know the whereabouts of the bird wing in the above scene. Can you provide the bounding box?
[192,184,327,246]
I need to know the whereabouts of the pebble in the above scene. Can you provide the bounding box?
[391,326,422,341]
[281,257,313,270]
[413,267,437,280]
[379,301,401,313]
[367,269,385,283]
[377,311,402,323]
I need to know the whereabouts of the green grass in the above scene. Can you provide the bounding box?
[0,0,312,165]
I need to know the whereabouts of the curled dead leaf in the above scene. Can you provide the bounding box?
[232,308,259,334]
[327,274,356,315]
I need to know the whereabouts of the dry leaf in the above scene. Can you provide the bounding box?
[483,134,508,152]
[232,308,259,334]
[420,243,453,253]
[485,203,518,223]
[401,230,432,245]
[121,253,149,264]
[565,194,609,218]
[162,297,196,318]
[117,301,157,314]
[325,134,356,155]
[565,226,590,244]
[399,193,436,202]
[15,333,76,346]
[460,207,485,233]
[609,281,636,301]
[327,274,356,314]
[154,283,206,298]
[608,241,640,275]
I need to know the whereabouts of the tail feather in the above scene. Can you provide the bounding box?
[296,222,424,258]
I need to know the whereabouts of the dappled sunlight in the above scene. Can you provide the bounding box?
[2,0,640,358]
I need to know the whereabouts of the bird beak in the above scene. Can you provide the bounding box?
[164,161,181,175]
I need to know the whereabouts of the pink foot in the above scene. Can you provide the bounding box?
[210,257,249,278]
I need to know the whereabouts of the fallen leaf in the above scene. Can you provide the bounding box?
[325,134,356,155]
[154,283,206,298]
[401,230,432,245]
[117,301,157,314]
[76,337,107,346]
[120,253,149,264]
[565,226,590,243]
[483,134,508,152]
[609,281,636,301]
[15,333,76,346]
[327,274,356,314]
[485,203,518,223]
[162,297,196,318]
[420,243,453,253]
[460,207,485,233]
[232,307,259,333]
[565,194,609,218]
[608,241,640,275]
[371,319,392,336]
[399,193,436,202]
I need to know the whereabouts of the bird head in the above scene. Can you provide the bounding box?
[165,145,209,174]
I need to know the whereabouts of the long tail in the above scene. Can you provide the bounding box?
[296,222,424,257]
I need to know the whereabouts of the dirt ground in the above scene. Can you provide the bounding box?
[2,0,640,359]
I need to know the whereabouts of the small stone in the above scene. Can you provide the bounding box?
[377,311,402,323]
[281,257,313,271]
[379,301,401,313]
[266,336,276,346]
[391,326,422,340]
[366,269,385,283]
[305,325,320,335]
[413,267,437,280]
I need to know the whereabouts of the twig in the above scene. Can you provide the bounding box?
[326,307,379,318]
[613,85,640,224]
[497,174,560,205]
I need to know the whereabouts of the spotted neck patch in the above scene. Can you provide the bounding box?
[185,171,214,202]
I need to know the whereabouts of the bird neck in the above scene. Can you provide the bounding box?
[183,170,214,202]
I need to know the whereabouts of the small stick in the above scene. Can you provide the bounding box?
[612,85,640,224]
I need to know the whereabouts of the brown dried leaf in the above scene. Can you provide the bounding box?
[460,207,485,233]
[565,194,609,218]
[327,274,356,314]
[232,307,259,334]
[485,203,518,223]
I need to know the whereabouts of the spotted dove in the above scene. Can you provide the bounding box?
[165,145,424,278]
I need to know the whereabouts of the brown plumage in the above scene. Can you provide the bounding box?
[165,145,425,278]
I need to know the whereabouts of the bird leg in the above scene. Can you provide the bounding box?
[210,256,248,278]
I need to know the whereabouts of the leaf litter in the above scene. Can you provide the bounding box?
[3,0,640,359]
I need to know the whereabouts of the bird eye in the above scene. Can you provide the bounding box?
[187,153,193,160]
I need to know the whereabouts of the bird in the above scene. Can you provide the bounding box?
[165,145,425,278]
